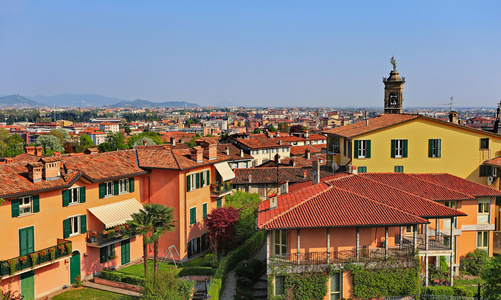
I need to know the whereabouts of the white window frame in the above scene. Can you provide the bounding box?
[69,215,80,236]
[274,230,287,257]
[68,187,80,205]
[477,199,490,224]
[329,272,342,300]
[119,178,129,194]
[443,201,458,229]
[188,173,196,191]
[395,139,404,158]
[104,181,114,197]
[19,196,33,216]
[263,149,269,154]
[358,140,368,158]
[104,244,115,259]
[477,231,489,249]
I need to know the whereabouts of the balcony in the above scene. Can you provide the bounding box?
[0,239,72,278]
[269,247,416,273]
[210,181,232,197]
[86,227,132,247]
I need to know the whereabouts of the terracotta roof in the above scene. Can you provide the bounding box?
[308,134,327,140]
[232,166,332,184]
[276,136,305,142]
[483,157,501,167]
[323,114,420,138]
[279,155,327,168]
[359,173,475,201]
[11,153,42,163]
[231,134,290,150]
[137,146,231,170]
[290,145,322,156]
[257,183,428,230]
[61,150,146,182]
[217,143,253,160]
[407,173,501,197]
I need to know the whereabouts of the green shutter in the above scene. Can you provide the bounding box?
[62,190,70,207]
[217,198,222,208]
[114,181,119,195]
[187,175,191,192]
[80,215,87,234]
[63,218,71,238]
[99,183,106,199]
[80,187,86,203]
[201,171,205,187]
[437,139,441,158]
[190,207,196,225]
[391,140,396,158]
[100,247,107,263]
[196,173,200,189]
[206,170,210,185]
[11,198,19,217]
[366,140,371,158]
[354,140,359,159]
[33,195,40,213]
[428,139,433,157]
[203,203,207,219]
[129,178,135,193]
[403,140,408,158]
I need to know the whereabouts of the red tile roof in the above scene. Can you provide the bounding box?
[231,134,290,150]
[483,157,501,167]
[137,146,231,170]
[323,114,419,138]
[407,173,501,197]
[217,143,254,160]
[233,166,332,185]
[290,145,322,156]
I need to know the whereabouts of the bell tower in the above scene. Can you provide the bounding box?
[383,56,405,114]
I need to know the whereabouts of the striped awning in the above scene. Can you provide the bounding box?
[214,162,235,181]
[88,198,144,229]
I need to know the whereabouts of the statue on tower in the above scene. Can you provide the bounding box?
[390,56,397,71]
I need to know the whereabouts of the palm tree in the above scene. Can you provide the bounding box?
[144,204,176,277]
[127,209,154,277]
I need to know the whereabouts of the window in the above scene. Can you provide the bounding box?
[357,166,367,173]
[391,139,408,158]
[119,178,129,194]
[263,149,269,154]
[188,237,200,257]
[69,187,80,205]
[275,276,285,296]
[69,216,80,236]
[354,140,371,159]
[394,166,404,173]
[477,231,488,249]
[63,215,86,238]
[480,138,489,149]
[190,207,196,225]
[477,199,490,224]
[105,181,113,196]
[187,173,201,191]
[443,201,458,229]
[100,244,116,263]
[405,225,415,234]
[274,230,287,256]
[428,139,442,158]
[329,273,342,300]
[479,165,494,177]
[200,170,210,188]
[203,203,208,219]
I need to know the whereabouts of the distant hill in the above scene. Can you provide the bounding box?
[0,95,44,107]
[31,93,126,107]
[110,99,199,108]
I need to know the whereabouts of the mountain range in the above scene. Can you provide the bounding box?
[0,93,199,108]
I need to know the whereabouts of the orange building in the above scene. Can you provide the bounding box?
[258,172,501,298]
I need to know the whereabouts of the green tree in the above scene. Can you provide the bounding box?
[35,135,64,154]
[253,128,262,134]
[127,209,154,277]
[143,204,176,277]
[98,132,127,152]
[269,124,277,132]
[460,249,489,276]
[277,123,289,132]
[80,134,95,148]
[482,255,501,299]
[3,134,25,157]
[225,191,261,245]
[124,125,132,134]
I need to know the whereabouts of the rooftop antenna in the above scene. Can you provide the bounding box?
[439,96,457,111]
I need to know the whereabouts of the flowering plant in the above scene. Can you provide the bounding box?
[19,256,27,264]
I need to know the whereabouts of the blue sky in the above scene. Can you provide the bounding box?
[1,0,500,108]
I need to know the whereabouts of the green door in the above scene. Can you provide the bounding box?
[70,251,80,285]
[20,271,35,300]
[19,227,35,255]
[121,239,130,265]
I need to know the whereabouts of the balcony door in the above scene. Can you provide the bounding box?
[70,251,81,285]
[19,226,34,256]
[20,271,35,300]
[121,239,131,265]
[273,230,287,256]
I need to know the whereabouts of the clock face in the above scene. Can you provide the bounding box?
[389,93,398,107]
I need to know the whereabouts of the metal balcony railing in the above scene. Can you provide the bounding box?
[0,239,72,277]
[210,181,232,196]
[87,228,131,246]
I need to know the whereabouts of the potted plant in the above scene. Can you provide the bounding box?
[66,243,72,254]
[110,254,117,260]
[8,259,17,275]
[30,253,38,268]
[19,256,27,265]
[49,247,56,260]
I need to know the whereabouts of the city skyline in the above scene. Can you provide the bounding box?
[1,0,500,108]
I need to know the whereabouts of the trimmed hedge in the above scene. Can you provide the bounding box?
[208,230,266,300]
[420,286,474,297]
[177,266,213,277]
[100,269,146,286]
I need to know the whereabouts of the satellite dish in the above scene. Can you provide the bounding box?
[487,176,493,186]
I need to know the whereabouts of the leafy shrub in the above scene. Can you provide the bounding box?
[235,259,264,280]
[208,278,222,300]
[461,249,489,276]
[122,274,147,286]
[203,254,217,268]
[177,267,213,277]
[287,272,327,300]
[100,270,123,282]
[141,268,192,300]
[420,286,454,296]
[452,286,474,297]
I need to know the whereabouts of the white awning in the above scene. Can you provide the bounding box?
[214,162,236,181]
[88,198,144,229]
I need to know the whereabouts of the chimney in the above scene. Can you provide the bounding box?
[4,157,13,164]
[208,143,217,160]
[312,160,320,185]
[305,149,311,159]
[284,181,289,194]
[225,146,230,156]
[449,111,459,124]
[248,174,252,183]
[289,160,295,167]
[171,137,176,146]
[366,119,369,126]
[303,171,307,179]
[25,146,35,156]
[278,140,283,145]
[53,151,61,157]
[41,158,61,180]
[274,153,280,164]
[191,146,204,163]
[26,162,43,183]
[240,149,244,157]
[269,193,278,210]
[35,146,43,156]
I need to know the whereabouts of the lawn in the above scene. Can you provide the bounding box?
[117,257,206,277]
[52,288,137,300]
[454,275,485,295]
